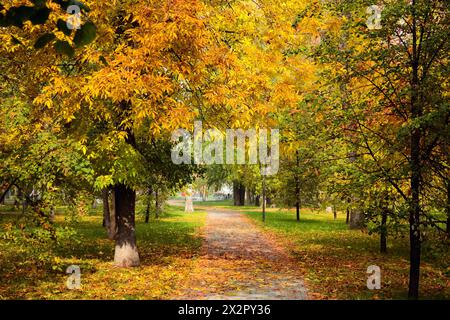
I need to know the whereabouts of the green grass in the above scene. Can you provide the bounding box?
[193,199,235,207]
[243,207,449,300]
[1,201,448,300]
[0,205,206,299]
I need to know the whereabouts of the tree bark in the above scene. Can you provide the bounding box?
[108,189,117,240]
[49,206,55,222]
[201,186,207,201]
[333,206,337,220]
[247,189,254,205]
[145,187,152,223]
[446,182,450,237]
[380,209,388,254]
[0,180,16,204]
[233,181,245,206]
[113,183,140,267]
[295,150,300,221]
[145,200,150,223]
[255,195,260,207]
[408,3,421,299]
[346,207,350,224]
[155,189,160,219]
[262,176,266,222]
[239,184,245,206]
[233,181,239,206]
[349,209,364,229]
[102,188,111,229]
[295,178,300,221]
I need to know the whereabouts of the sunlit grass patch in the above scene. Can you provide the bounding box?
[243,208,449,300]
[0,205,206,299]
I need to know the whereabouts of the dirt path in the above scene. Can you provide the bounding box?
[175,206,308,300]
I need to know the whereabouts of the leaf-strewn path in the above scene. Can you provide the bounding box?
[174,206,308,300]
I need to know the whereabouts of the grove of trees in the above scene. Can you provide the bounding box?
[1,0,448,299]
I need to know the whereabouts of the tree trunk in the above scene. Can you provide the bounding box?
[145,187,152,223]
[333,206,337,220]
[349,209,364,229]
[446,182,450,237]
[295,179,300,221]
[113,183,140,267]
[102,188,111,229]
[49,206,55,222]
[233,181,239,206]
[233,181,245,206]
[380,209,388,254]
[108,189,117,240]
[145,200,150,223]
[409,172,421,300]
[202,187,207,201]
[295,150,300,221]
[247,189,253,205]
[255,195,260,207]
[346,207,350,224]
[238,184,245,206]
[262,176,266,222]
[155,189,160,219]
[408,6,421,299]
[0,181,16,204]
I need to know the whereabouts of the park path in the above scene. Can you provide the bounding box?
[174,205,308,300]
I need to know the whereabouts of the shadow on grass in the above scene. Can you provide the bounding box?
[0,207,205,298]
[241,208,449,299]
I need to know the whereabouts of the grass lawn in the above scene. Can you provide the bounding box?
[0,205,206,299]
[242,207,449,300]
[193,199,235,207]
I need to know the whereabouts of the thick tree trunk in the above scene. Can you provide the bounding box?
[233,181,245,206]
[380,209,388,254]
[102,188,111,229]
[113,183,140,267]
[349,209,364,229]
[233,181,239,206]
[239,184,245,206]
[296,202,300,222]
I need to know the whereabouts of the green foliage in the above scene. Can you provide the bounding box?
[0,214,80,273]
